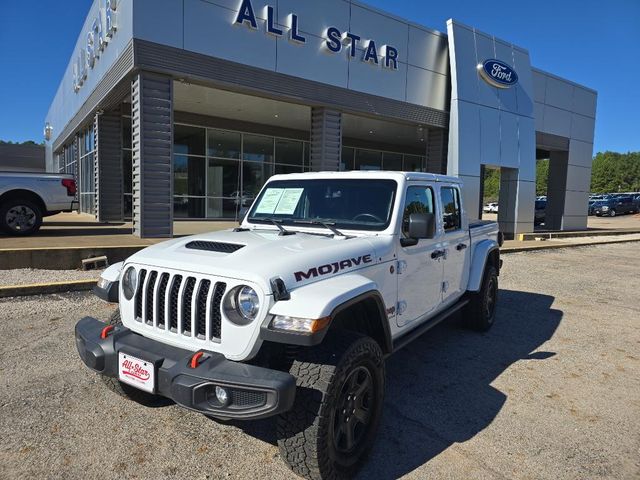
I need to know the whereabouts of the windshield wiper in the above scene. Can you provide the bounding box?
[251,217,296,236]
[291,220,346,237]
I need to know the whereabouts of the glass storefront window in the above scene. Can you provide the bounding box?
[207,158,240,198]
[207,198,243,219]
[275,164,304,175]
[404,155,424,172]
[383,152,403,171]
[174,197,205,218]
[208,129,241,159]
[304,142,310,170]
[355,149,382,170]
[123,150,132,194]
[243,161,273,199]
[243,134,273,163]
[275,139,303,166]
[174,155,205,196]
[122,119,132,149]
[174,124,205,156]
[341,147,355,171]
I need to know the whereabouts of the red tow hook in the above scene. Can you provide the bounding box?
[190,351,205,369]
[100,325,115,339]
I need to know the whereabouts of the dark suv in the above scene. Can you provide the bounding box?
[594,196,638,217]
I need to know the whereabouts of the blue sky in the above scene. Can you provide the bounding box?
[0,0,638,153]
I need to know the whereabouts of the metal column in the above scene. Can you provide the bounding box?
[131,72,174,238]
[94,110,123,222]
[310,108,342,172]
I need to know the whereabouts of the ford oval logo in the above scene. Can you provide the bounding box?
[477,59,519,89]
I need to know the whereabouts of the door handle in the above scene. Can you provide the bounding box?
[456,243,468,251]
[431,250,444,259]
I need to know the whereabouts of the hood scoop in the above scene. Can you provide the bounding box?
[185,241,245,253]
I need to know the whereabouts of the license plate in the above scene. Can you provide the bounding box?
[118,352,155,393]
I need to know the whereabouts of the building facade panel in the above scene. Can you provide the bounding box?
[44,0,597,237]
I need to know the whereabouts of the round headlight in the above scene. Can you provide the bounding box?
[122,266,137,300]
[236,286,260,320]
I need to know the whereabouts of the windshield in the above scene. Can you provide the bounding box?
[247,179,398,231]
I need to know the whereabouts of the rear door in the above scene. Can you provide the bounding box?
[438,184,470,305]
[395,184,444,327]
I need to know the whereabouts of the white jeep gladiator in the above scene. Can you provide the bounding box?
[76,171,502,479]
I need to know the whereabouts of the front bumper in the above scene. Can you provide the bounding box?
[75,317,296,420]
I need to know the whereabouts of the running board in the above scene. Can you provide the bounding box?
[392,298,469,353]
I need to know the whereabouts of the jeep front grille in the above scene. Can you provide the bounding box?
[134,269,226,341]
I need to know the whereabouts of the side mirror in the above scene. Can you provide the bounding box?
[401,213,436,247]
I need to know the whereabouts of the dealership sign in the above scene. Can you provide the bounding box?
[477,59,518,89]
[234,0,399,70]
[73,0,118,93]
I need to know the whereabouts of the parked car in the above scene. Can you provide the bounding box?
[483,202,498,213]
[534,199,547,225]
[0,171,77,235]
[76,171,502,479]
[594,196,638,217]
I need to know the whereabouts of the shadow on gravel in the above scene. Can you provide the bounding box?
[360,289,562,479]
[214,289,562,479]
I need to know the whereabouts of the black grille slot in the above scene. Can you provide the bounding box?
[169,275,183,331]
[195,280,211,338]
[185,241,245,253]
[156,273,170,328]
[231,390,267,408]
[145,271,158,325]
[182,277,197,334]
[134,269,147,321]
[210,282,226,340]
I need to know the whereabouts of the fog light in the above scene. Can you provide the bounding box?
[215,386,229,405]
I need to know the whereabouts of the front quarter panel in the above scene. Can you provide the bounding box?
[268,274,379,320]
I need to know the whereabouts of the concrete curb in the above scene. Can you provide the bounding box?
[502,237,640,254]
[517,228,640,241]
[0,279,98,298]
[0,245,147,270]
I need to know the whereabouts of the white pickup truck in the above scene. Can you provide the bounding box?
[0,172,77,235]
[76,171,502,479]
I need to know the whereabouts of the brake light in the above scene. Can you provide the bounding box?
[62,178,76,196]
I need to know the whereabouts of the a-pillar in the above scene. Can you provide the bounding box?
[94,110,123,222]
[131,72,174,238]
[310,108,342,172]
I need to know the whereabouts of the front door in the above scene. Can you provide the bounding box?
[439,185,470,305]
[396,184,444,328]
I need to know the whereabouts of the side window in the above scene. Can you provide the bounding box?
[402,186,435,238]
[440,187,461,232]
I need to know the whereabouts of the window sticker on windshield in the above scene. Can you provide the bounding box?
[255,188,284,214]
[274,188,304,215]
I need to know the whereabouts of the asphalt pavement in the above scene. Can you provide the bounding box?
[0,242,639,479]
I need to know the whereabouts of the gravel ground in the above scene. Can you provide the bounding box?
[0,243,639,479]
[0,268,103,287]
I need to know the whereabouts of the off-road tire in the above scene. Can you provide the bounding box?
[277,332,385,480]
[609,209,617,217]
[101,310,170,406]
[464,264,499,332]
[0,198,43,236]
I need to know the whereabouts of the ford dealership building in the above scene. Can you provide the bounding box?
[45,0,597,238]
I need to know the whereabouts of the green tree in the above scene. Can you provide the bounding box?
[536,159,549,196]
[591,151,640,193]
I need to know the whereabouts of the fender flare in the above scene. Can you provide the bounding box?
[261,274,392,351]
[467,240,500,293]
